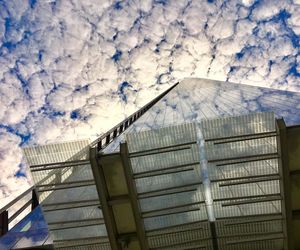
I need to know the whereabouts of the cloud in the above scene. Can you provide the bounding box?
[0,0,300,212]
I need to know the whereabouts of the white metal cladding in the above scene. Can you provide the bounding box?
[23,140,90,166]
[207,158,279,181]
[217,237,284,250]
[25,141,111,249]
[55,241,111,250]
[126,122,208,234]
[204,136,277,161]
[130,144,199,174]
[146,221,212,249]
[125,112,284,249]
[126,122,197,153]
[199,112,275,140]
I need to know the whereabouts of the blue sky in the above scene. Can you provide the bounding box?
[0,0,300,207]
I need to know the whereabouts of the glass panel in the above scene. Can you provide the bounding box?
[0,206,51,249]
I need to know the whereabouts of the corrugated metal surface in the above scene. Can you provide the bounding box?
[125,112,284,249]
[24,140,111,249]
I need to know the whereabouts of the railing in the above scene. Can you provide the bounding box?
[0,82,179,237]
[0,187,39,236]
[91,82,179,152]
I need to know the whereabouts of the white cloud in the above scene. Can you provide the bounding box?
[251,0,289,21]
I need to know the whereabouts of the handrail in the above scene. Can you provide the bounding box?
[0,186,35,214]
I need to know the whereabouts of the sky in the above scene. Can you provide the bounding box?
[0,0,300,208]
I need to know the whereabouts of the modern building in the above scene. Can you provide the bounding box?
[0,78,300,250]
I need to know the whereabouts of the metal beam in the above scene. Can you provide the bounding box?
[30,159,89,169]
[205,131,277,142]
[143,207,200,219]
[210,153,278,164]
[218,174,279,187]
[89,147,121,250]
[221,195,281,207]
[146,219,207,233]
[130,146,192,158]
[43,199,100,212]
[120,143,149,250]
[223,214,283,226]
[212,173,279,183]
[138,181,202,199]
[0,210,8,236]
[226,233,284,245]
[133,161,199,179]
[129,141,196,156]
[36,180,95,192]
[213,132,277,145]
[216,155,279,166]
[210,221,219,250]
[31,189,39,210]
[276,118,294,250]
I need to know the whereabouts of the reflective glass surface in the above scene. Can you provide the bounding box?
[0,206,50,249]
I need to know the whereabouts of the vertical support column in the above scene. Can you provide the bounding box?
[113,129,118,138]
[209,222,219,250]
[98,139,102,150]
[0,210,8,236]
[120,143,149,250]
[31,189,39,210]
[276,119,293,250]
[119,124,124,134]
[89,147,121,250]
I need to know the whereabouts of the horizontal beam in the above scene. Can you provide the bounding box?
[217,212,282,221]
[147,226,204,237]
[138,181,202,199]
[149,238,207,250]
[214,193,281,203]
[146,219,207,233]
[133,161,199,178]
[218,174,279,187]
[142,201,204,218]
[135,167,194,179]
[212,173,279,183]
[129,141,196,156]
[130,145,192,158]
[226,233,284,245]
[48,218,105,230]
[30,159,89,169]
[210,153,278,164]
[37,180,95,192]
[143,207,200,219]
[221,195,281,207]
[205,131,277,142]
[43,199,100,212]
[224,214,283,226]
[216,155,279,166]
[213,133,277,145]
